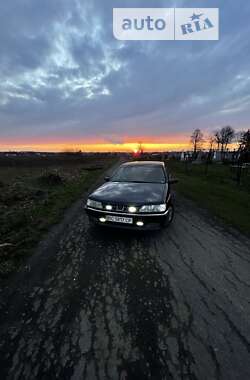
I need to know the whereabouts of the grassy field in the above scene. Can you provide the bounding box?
[166,160,250,236]
[0,154,116,277]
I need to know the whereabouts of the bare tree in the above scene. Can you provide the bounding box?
[239,129,250,152]
[214,131,221,151]
[238,129,250,163]
[190,129,204,158]
[221,126,235,152]
[234,131,244,147]
[214,126,235,156]
[208,135,216,151]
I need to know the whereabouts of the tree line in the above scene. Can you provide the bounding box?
[190,126,250,162]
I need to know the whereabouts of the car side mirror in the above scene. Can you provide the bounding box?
[169,178,178,185]
[104,176,110,182]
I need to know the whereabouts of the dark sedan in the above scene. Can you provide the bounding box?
[85,161,177,230]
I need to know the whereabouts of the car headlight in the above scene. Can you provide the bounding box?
[87,199,103,209]
[139,204,166,213]
[128,206,137,213]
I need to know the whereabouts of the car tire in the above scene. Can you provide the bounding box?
[161,203,174,228]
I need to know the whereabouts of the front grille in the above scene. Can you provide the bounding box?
[103,203,129,213]
[116,204,126,212]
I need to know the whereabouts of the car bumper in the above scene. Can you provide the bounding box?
[85,206,169,230]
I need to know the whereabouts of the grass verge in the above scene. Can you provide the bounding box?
[0,156,116,277]
[166,161,250,236]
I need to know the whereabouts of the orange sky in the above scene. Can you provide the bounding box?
[0,135,239,152]
[0,134,194,152]
[0,142,192,152]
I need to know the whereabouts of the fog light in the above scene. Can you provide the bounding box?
[99,217,106,223]
[136,221,144,227]
[128,206,137,213]
[105,205,112,211]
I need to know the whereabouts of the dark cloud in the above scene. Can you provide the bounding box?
[0,0,250,144]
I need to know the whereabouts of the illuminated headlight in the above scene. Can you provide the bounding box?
[105,205,113,211]
[139,204,166,213]
[87,199,103,209]
[128,206,137,213]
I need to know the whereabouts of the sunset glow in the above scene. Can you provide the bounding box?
[1,1,249,153]
[0,142,192,153]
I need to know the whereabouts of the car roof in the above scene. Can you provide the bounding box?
[121,161,165,167]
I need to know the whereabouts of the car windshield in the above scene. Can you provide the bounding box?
[112,165,166,183]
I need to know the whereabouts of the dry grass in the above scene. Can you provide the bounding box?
[0,155,116,277]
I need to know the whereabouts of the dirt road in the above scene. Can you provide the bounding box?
[0,172,250,379]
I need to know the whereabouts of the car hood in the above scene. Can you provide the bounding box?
[90,181,166,204]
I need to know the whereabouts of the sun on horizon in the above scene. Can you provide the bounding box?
[0,141,193,153]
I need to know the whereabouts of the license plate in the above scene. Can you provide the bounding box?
[106,215,133,224]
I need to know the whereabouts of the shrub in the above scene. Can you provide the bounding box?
[38,171,64,186]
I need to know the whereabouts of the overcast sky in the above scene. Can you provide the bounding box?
[0,0,249,148]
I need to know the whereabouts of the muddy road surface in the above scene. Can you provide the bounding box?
[0,176,250,379]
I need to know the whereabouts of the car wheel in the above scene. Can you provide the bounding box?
[161,204,174,228]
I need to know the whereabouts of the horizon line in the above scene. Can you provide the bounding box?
[0,141,238,153]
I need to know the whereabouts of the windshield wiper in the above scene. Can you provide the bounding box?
[113,180,164,184]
